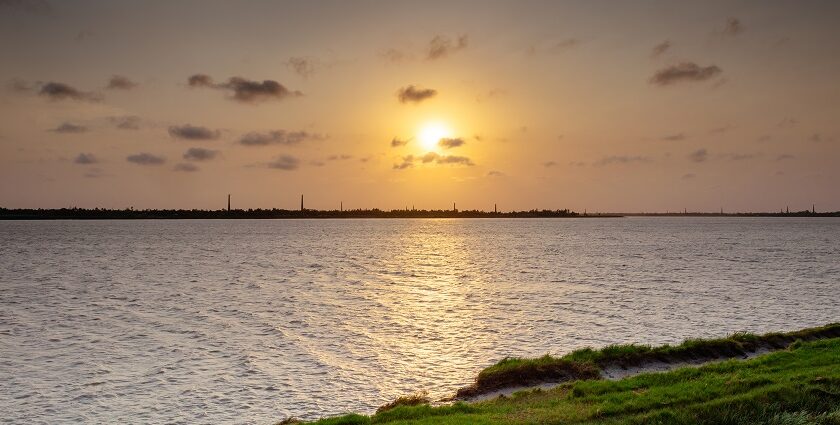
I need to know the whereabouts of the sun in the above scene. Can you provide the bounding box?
[417,122,452,151]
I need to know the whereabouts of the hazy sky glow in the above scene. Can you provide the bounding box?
[1,0,839,211]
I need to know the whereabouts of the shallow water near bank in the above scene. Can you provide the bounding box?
[1,217,839,423]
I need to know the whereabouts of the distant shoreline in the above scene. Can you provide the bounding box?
[1,207,838,220]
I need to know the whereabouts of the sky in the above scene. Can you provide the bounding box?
[1,0,839,212]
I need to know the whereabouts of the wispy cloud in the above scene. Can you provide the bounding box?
[183,147,219,161]
[427,34,468,60]
[391,137,410,147]
[438,137,465,149]
[651,40,671,58]
[38,82,101,102]
[650,62,722,86]
[661,133,686,141]
[286,57,318,78]
[127,152,165,165]
[397,85,437,103]
[50,122,87,134]
[594,155,650,166]
[722,17,744,37]
[688,148,708,163]
[267,155,300,170]
[73,153,98,164]
[393,152,475,169]
[108,115,141,130]
[187,74,302,103]
[173,163,199,172]
[0,0,51,15]
[238,130,324,146]
[106,75,137,90]
[168,124,221,141]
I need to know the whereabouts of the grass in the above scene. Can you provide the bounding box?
[299,324,840,425]
[456,323,840,398]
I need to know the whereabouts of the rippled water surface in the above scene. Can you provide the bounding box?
[2,218,839,423]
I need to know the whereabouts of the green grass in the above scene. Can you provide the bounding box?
[301,329,840,425]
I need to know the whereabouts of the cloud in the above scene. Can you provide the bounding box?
[183,147,219,161]
[551,38,580,52]
[38,82,101,102]
[438,137,465,149]
[543,161,557,167]
[238,130,324,146]
[173,163,199,172]
[267,155,300,170]
[50,122,87,134]
[391,137,410,147]
[709,125,734,134]
[651,40,671,58]
[168,124,221,141]
[187,74,302,103]
[106,75,137,90]
[722,17,744,37]
[393,152,474,169]
[776,154,795,161]
[0,0,51,15]
[127,152,165,165]
[380,48,409,63]
[487,170,505,177]
[661,133,686,141]
[682,173,696,180]
[427,34,468,60]
[777,117,798,128]
[809,133,834,143]
[729,153,761,161]
[327,154,352,161]
[73,153,98,164]
[108,115,141,130]
[650,62,722,86]
[75,30,95,42]
[688,148,708,162]
[594,155,650,166]
[286,57,317,78]
[397,85,437,103]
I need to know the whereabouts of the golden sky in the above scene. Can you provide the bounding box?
[1,0,839,212]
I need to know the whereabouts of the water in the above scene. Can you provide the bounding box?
[1,217,839,423]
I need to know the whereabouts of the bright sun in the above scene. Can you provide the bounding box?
[417,122,452,151]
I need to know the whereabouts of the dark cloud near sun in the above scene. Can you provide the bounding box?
[183,147,219,161]
[427,34,468,60]
[73,153,98,164]
[106,75,137,90]
[127,152,165,165]
[650,62,722,86]
[651,41,671,58]
[187,74,302,103]
[438,137,465,149]
[267,155,300,170]
[238,130,324,146]
[168,124,221,141]
[397,85,437,103]
[38,82,101,102]
[390,137,410,147]
[50,122,87,134]
[393,152,474,169]
[551,38,580,52]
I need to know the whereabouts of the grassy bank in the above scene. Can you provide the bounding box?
[296,324,840,425]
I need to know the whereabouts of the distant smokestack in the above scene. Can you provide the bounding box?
[340,201,343,212]
[301,194,304,211]
[813,204,816,214]
[227,194,230,212]
[494,203,497,213]
[786,206,789,214]
[453,202,456,212]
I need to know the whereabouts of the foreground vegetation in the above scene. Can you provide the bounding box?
[297,324,840,424]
